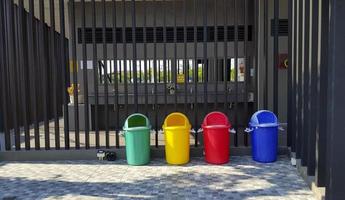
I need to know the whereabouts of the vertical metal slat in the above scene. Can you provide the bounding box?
[102,0,110,149]
[0,0,11,151]
[234,0,239,146]
[112,0,120,148]
[194,0,198,147]
[81,0,90,149]
[70,0,79,149]
[50,0,60,150]
[244,0,249,146]
[92,0,100,149]
[214,0,218,110]
[273,0,279,114]
[132,0,138,112]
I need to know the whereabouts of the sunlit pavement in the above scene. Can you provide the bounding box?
[0,156,315,200]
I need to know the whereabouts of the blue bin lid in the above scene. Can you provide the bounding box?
[249,110,279,128]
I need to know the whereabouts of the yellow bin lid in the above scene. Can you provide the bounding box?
[162,112,191,130]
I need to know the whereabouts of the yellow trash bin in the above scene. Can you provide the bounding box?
[162,112,191,165]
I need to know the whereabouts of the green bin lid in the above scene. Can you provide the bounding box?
[123,113,151,131]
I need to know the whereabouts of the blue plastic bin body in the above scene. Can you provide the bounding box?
[249,110,279,163]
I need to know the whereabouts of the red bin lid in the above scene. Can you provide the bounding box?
[202,111,231,129]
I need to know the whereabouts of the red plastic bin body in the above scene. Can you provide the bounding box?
[202,112,231,164]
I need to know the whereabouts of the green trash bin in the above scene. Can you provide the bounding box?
[123,113,151,165]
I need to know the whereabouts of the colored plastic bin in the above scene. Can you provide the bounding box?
[163,112,191,165]
[123,113,151,165]
[202,112,231,164]
[248,110,279,163]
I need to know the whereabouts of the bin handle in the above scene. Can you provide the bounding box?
[278,126,285,131]
[278,122,287,132]
[244,128,254,133]
[119,131,125,137]
[190,128,202,134]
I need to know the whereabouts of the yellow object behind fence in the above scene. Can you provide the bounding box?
[163,112,191,165]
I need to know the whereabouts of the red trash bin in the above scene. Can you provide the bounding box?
[202,111,231,164]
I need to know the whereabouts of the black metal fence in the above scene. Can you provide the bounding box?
[0,0,258,151]
[288,0,345,198]
[0,0,69,150]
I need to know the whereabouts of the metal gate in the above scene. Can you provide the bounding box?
[0,0,258,151]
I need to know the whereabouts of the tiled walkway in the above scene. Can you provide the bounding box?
[0,156,315,200]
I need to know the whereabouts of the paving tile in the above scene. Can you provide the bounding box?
[0,156,315,200]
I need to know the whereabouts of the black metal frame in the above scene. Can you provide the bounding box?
[289,0,345,198]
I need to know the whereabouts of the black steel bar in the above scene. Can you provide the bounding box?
[289,0,296,152]
[8,0,20,150]
[214,0,218,110]
[173,0,177,111]
[112,0,120,148]
[244,0,249,146]
[60,0,69,149]
[203,0,208,115]
[315,0,329,187]
[70,0,79,149]
[144,0,148,117]
[292,0,298,153]
[18,0,30,150]
[223,0,228,114]
[132,0,138,112]
[183,0,188,114]
[254,0,259,110]
[102,0,109,149]
[0,0,11,151]
[49,0,60,150]
[287,0,293,148]
[153,0,158,148]
[273,0,279,114]
[194,0,198,147]
[307,0,318,176]
[35,11,42,150]
[92,0,100,149]
[302,0,310,167]
[81,0,89,149]
[234,0,239,146]
[28,0,40,150]
[123,0,128,117]
[326,0,345,198]
[263,0,268,109]
[296,0,303,159]
[163,0,167,116]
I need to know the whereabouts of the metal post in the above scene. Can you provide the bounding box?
[92,0,100,149]
[326,0,345,198]
[102,0,109,149]
[70,0,79,149]
[273,0,279,115]
[112,0,120,148]
[60,0,69,150]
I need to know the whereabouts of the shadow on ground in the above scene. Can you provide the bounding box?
[0,157,314,200]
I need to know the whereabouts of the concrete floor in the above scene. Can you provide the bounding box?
[0,156,315,200]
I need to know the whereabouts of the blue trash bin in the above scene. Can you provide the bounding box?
[246,110,279,163]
